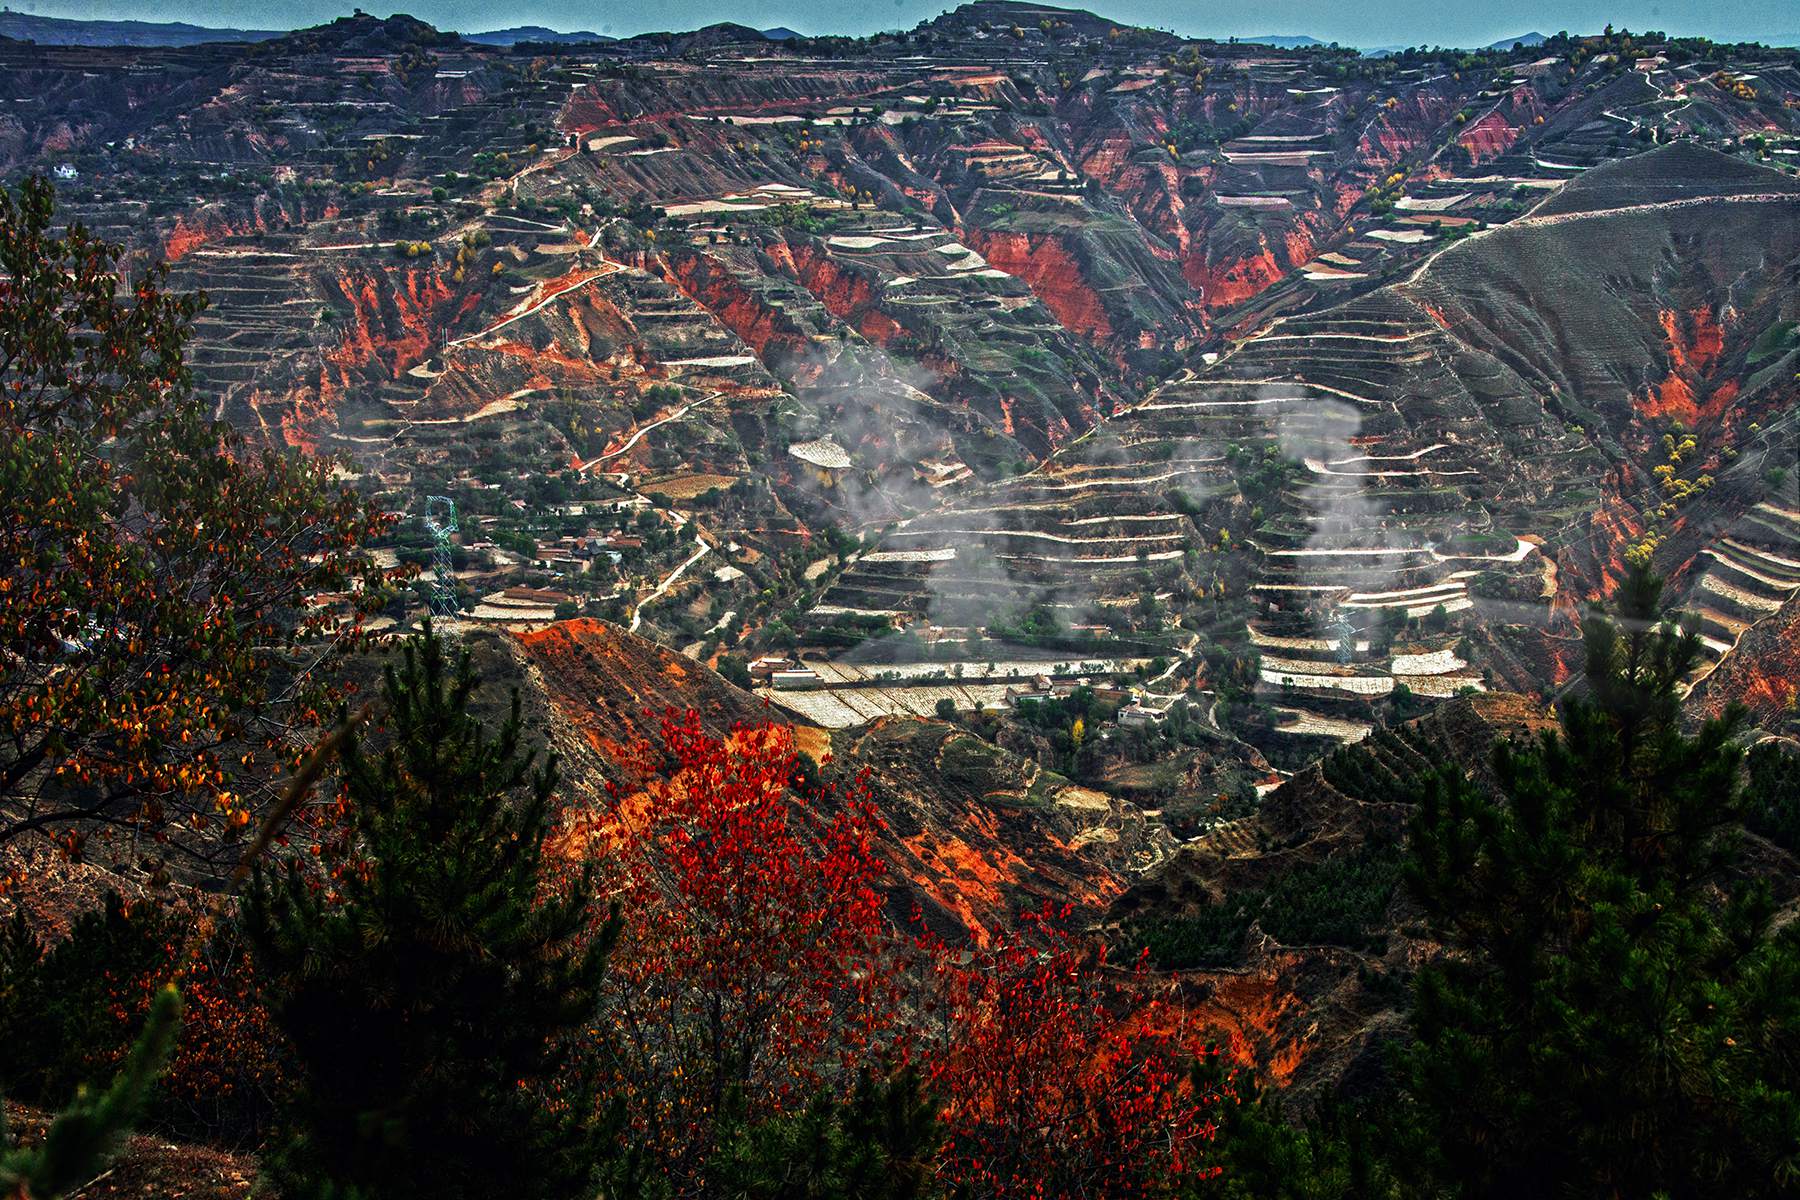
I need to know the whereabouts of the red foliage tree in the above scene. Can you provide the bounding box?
[0,891,285,1144]
[164,928,287,1141]
[918,906,1220,1200]
[583,712,897,1193]
[574,714,1224,1198]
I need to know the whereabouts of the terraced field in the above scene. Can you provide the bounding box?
[789,142,1800,750]
[5,9,1799,749]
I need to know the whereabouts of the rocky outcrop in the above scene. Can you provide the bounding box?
[1455,111,1520,163]
[500,621,1166,947]
[1643,306,1728,425]
[662,249,816,367]
[827,717,1173,944]
[965,229,1115,340]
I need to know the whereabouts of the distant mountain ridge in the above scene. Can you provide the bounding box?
[463,25,614,45]
[920,0,1178,46]
[1242,34,1327,49]
[1486,31,1546,49]
[0,4,1792,56]
[0,10,280,45]
[1249,29,1544,54]
[612,21,774,52]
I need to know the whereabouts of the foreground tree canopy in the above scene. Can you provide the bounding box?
[245,630,621,1200]
[0,174,385,873]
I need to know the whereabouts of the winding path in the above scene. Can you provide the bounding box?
[630,536,712,633]
[580,402,696,471]
[446,262,623,349]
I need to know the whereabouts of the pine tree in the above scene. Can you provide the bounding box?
[707,1068,942,1200]
[1186,1055,1383,1200]
[245,627,620,1200]
[1398,562,1800,1197]
[0,984,181,1199]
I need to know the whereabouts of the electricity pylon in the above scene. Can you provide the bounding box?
[421,494,460,623]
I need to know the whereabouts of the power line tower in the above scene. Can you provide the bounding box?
[421,494,461,624]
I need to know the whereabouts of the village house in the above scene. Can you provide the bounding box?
[1117,701,1169,730]
[1005,675,1056,708]
[1051,676,1132,705]
[533,534,599,574]
[749,655,797,681]
[770,667,824,690]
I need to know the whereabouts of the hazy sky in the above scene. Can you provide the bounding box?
[12,0,1798,46]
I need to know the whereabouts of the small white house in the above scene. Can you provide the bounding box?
[1005,675,1056,708]
[1117,703,1168,730]
[749,655,796,681]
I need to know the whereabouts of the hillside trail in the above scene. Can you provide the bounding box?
[1405,188,1799,284]
[631,537,712,633]
[580,401,698,471]
[445,261,625,348]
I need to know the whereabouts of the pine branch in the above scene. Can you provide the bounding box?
[0,985,182,1200]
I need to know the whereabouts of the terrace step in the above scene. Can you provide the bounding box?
[1701,549,1800,599]
[1697,573,1786,616]
[1189,817,1259,857]
[1716,538,1800,582]
[1740,501,1800,546]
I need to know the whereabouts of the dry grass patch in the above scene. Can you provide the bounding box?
[791,723,834,762]
[4,1103,257,1200]
[642,473,738,500]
